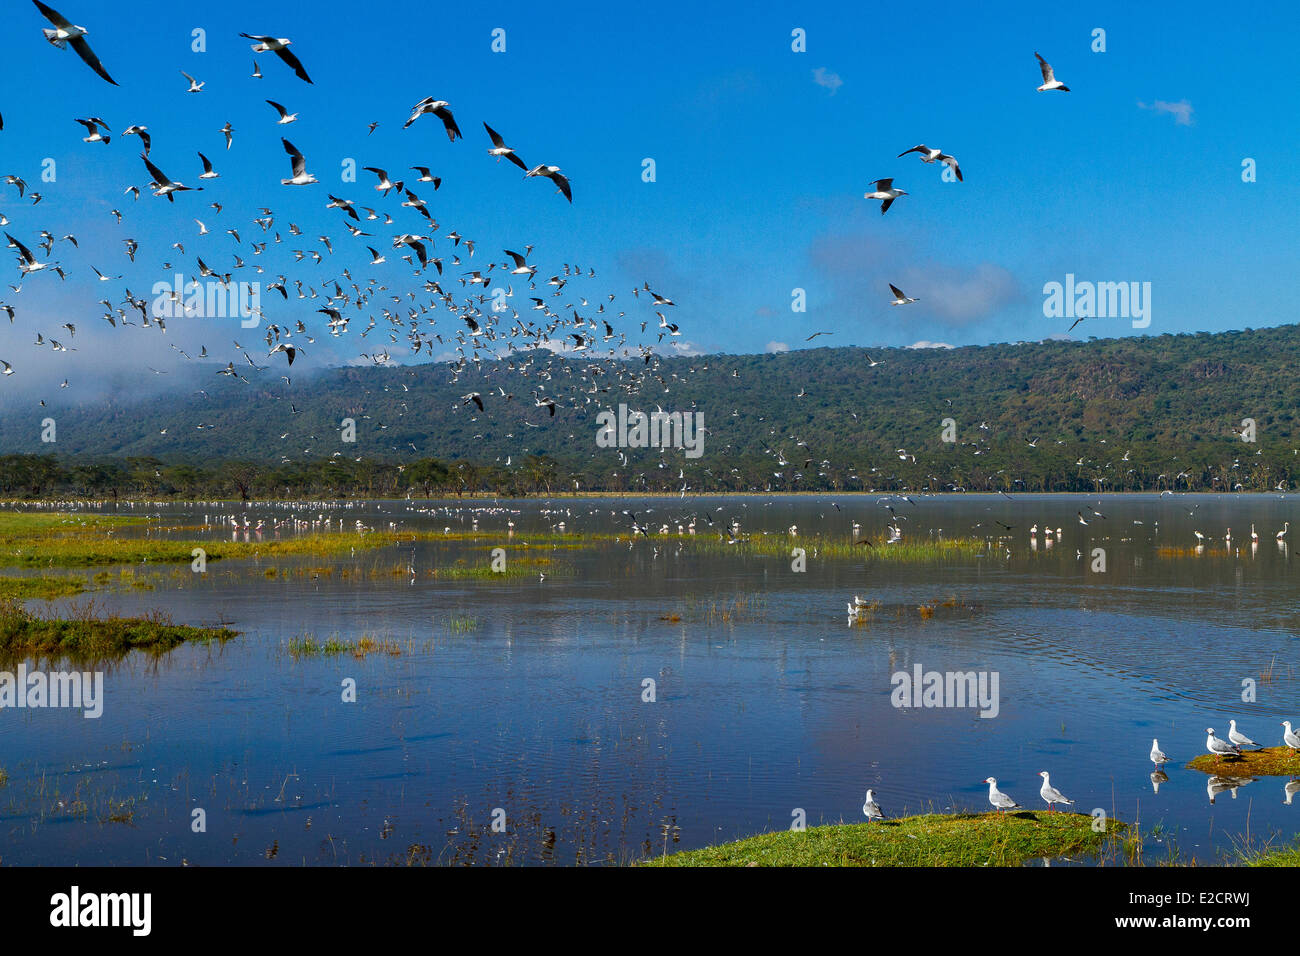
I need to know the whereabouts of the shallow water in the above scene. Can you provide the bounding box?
[2,493,1298,865]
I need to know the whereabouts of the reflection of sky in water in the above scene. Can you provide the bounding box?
[1,494,1298,864]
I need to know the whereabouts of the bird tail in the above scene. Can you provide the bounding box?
[43,29,66,47]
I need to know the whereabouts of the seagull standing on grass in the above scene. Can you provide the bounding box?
[1206,728,1242,762]
[1282,721,1300,751]
[862,789,884,823]
[1038,771,1074,811]
[984,777,1020,812]
[1228,720,1261,751]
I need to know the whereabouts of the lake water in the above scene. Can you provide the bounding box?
[2,494,1298,865]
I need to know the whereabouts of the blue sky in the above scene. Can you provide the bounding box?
[1,0,1296,397]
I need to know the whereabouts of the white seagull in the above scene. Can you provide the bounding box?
[6,232,49,274]
[1282,721,1300,751]
[240,33,312,83]
[888,283,918,306]
[524,164,572,202]
[862,789,884,823]
[1034,52,1070,92]
[74,117,109,144]
[1205,727,1242,762]
[863,178,906,214]
[279,138,317,185]
[141,154,199,201]
[897,144,962,181]
[1227,720,1260,751]
[484,123,528,171]
[180,70,204,93]
[984,777,1020,812]
[1038,771,1074,811]
[403,97,462,141]
[266,100,298,125]
[1150,738,1169,765]
[32,0,117,85]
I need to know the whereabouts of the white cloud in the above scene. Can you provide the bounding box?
[1138,99,1193,126]
[765,341,790,353]
[812,67,843,95]
[907,340,954,349]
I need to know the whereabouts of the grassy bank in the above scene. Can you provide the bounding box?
[0,598,237,664]
[1243,838,1300,867]
[0,511,992,575]
[1186,747,1300,776]
[642,811,1129,867]
[0,575,86,600]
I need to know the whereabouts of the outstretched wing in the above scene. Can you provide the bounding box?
[1035,52,1054,84]
[274,45,312,83]
[69,35,117,85]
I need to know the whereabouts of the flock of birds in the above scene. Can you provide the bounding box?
[863,722,1300,824]
[3,1,689,448]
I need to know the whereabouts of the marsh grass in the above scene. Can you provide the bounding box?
[285,633,407,659]
[642,811,1129,867]
[1186,746,1300,776]
[1239,834,1300,867]
[0,597,237,666]
[689,534,988,562]
[0,575,86,601]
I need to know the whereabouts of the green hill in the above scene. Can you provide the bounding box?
[1,325,1298,498]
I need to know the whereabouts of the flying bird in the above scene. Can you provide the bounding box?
[32,1,117,85]
[524,164,572,202]
[141,154,199,201]
[265,100,298,125]
[1035,52,1070,92]
[864,178,906,214]
[74,117,109,144]
[897,144,962,181]
[483,123,528,171]
[240,33,312,83]
[404,97,461,141]
[888,283,918,305]
[280,138,317,185]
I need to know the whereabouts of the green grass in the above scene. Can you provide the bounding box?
[0,575,86,600]
[1186,747,1300,776]
[1242,837,1300,867]
[285,634,404,658]
[687,533,990,562]
[642,811,1128,867]
[0,597,237,665]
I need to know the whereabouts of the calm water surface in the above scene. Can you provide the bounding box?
[2,494,1298,865]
